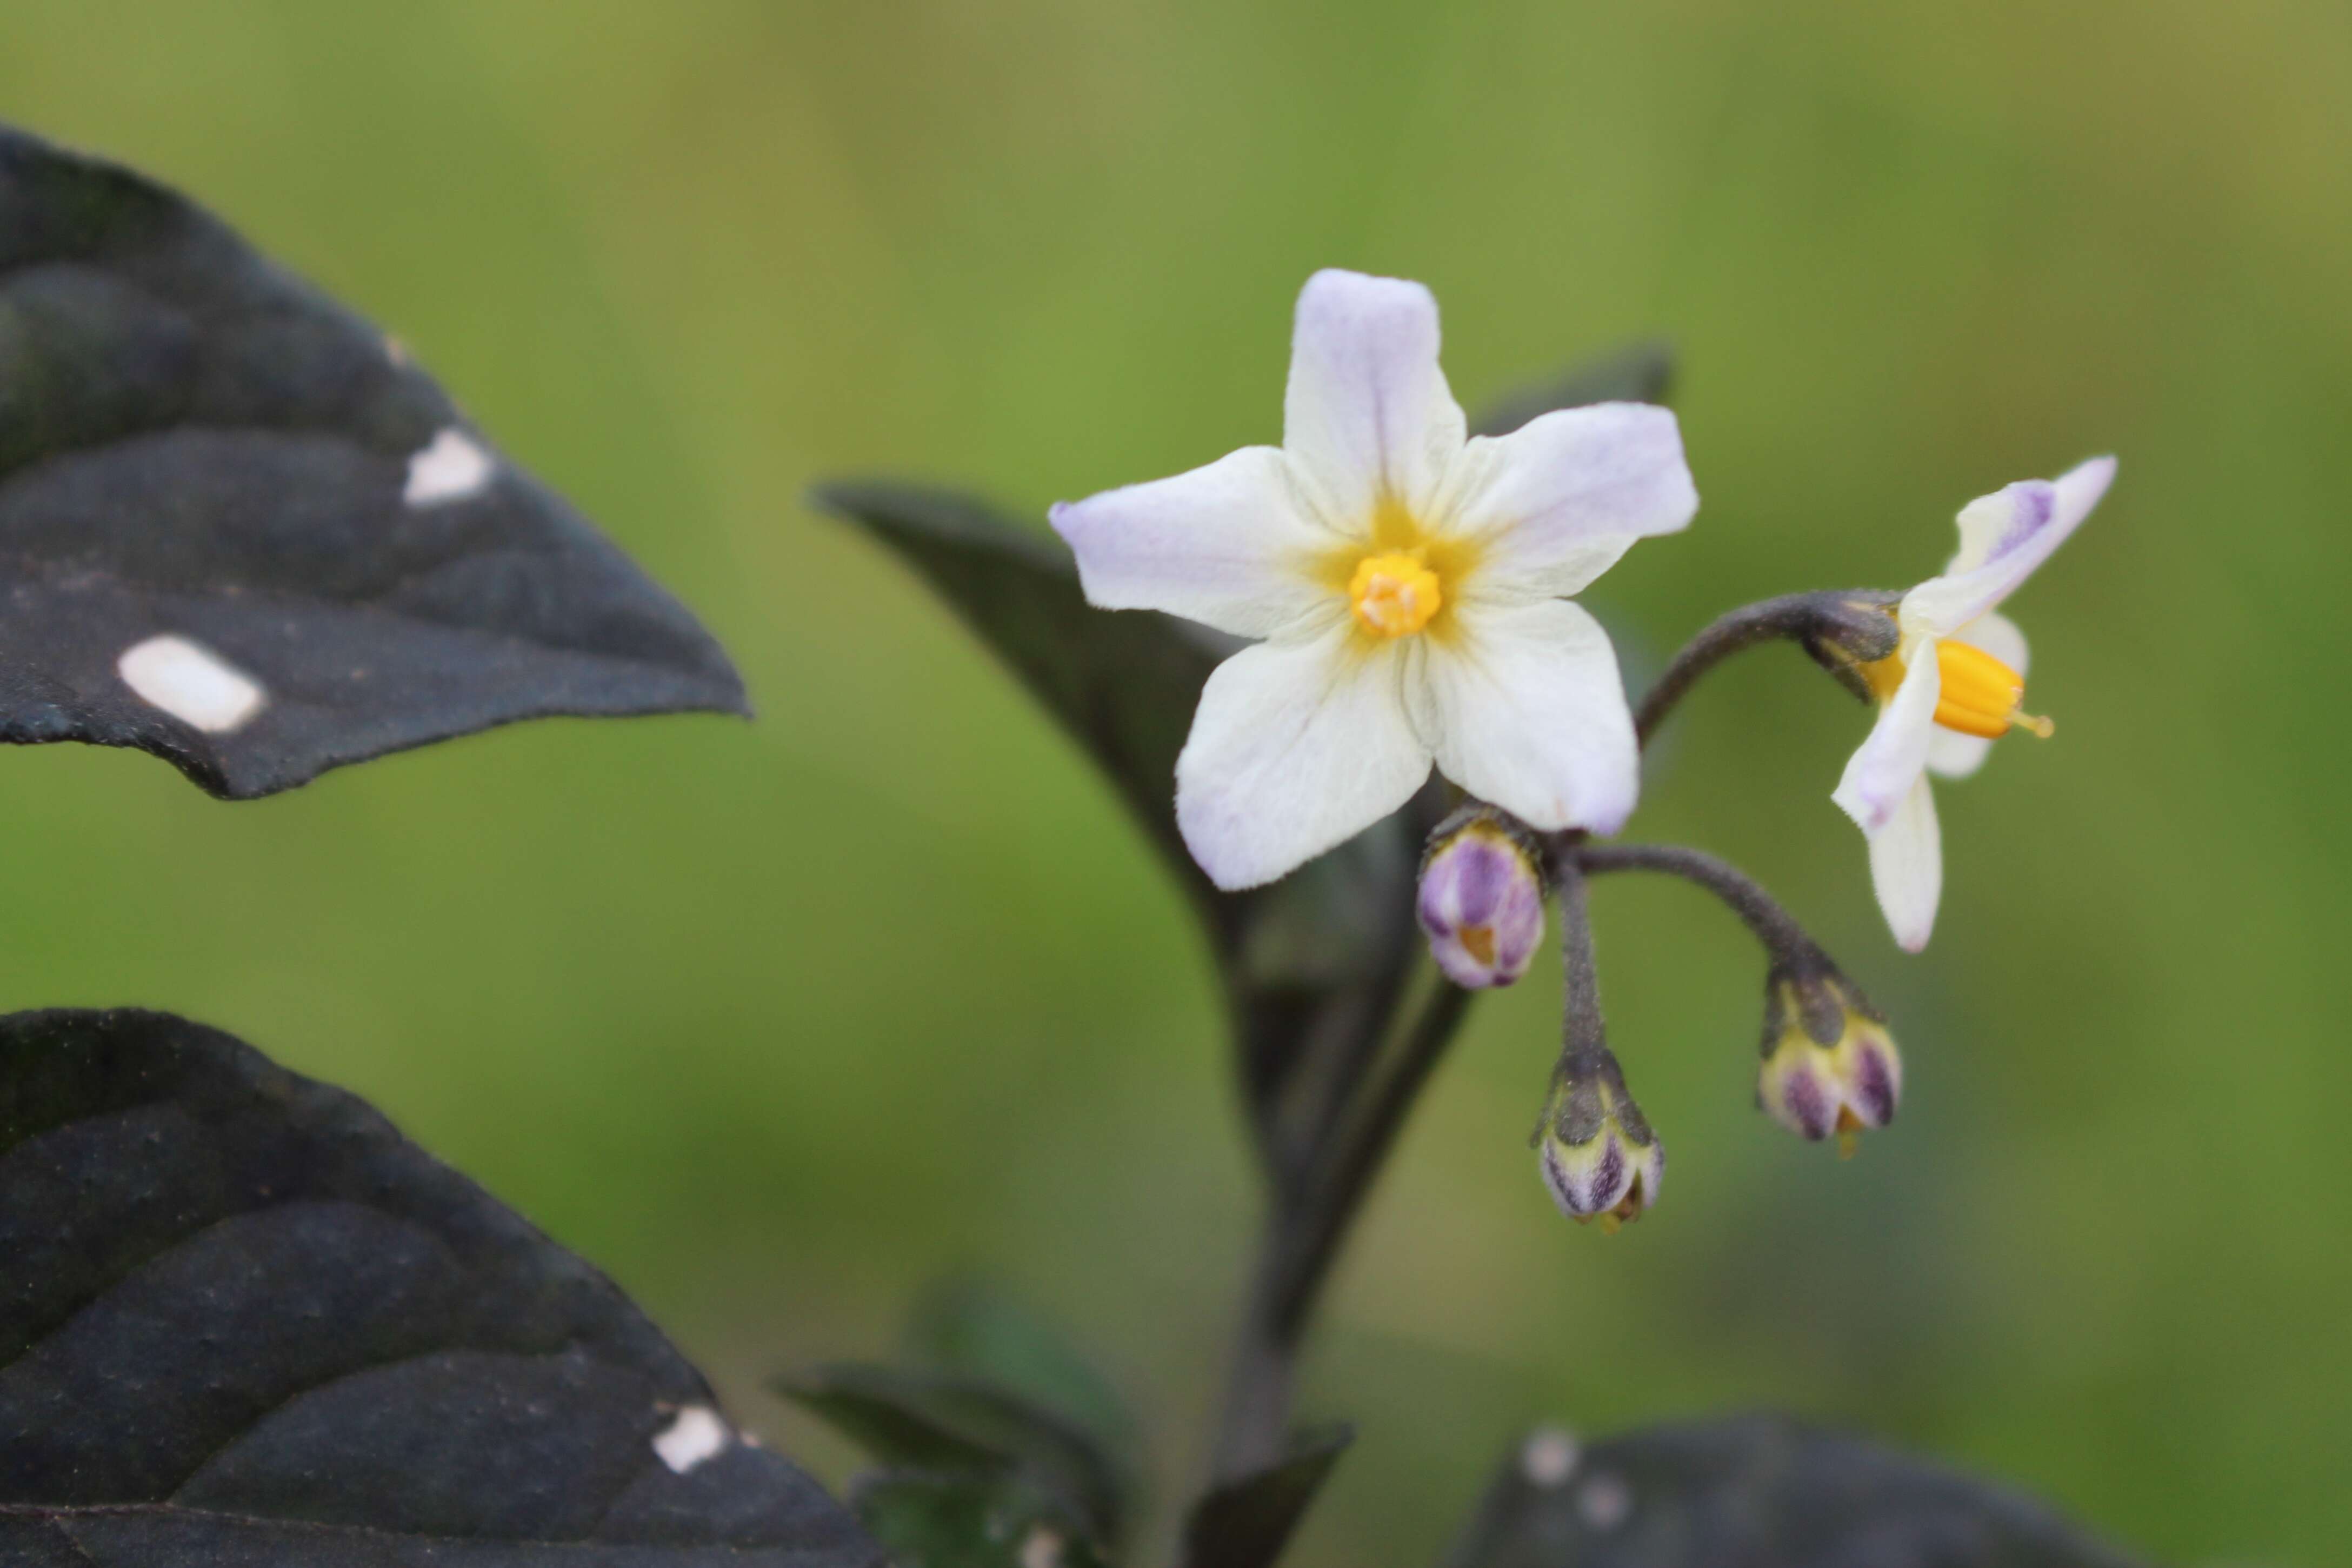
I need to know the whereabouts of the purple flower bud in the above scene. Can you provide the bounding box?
[1536,1047,1664,1232]
[1757,975,1902,1158]
[1418,809,1547,989]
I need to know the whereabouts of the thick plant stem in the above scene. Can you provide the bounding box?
[1635,589,1899,747]
[1206,1252,1297,1482]
[1205,977,1474,1480]
[1268,980,1474,1343]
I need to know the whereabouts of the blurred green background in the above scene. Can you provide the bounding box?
[2,2,2344,1562]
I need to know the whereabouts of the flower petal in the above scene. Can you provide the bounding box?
[1175,621,1430,889]
[1049,445,1335,637]
[1867,774,1943,952]
[1954,608,2030,672]
[1420,599,1639,835]
[1444,403,1699,602]
[1282,270,1467,526]
[1832,643,1940,834]
[1923,728,1993,782]
[1924,612,2028,780]
[1902,456,2115,635]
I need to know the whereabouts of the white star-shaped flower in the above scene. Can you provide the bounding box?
[1050,270,1700,890]
[1834,456,2117,950]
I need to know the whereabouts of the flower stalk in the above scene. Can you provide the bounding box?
[1634,589,1900,746]
[1575,841,1831,977]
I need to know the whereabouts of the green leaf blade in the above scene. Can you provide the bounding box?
[777,1363,1125,1553]
[1182,1423,1354,1568]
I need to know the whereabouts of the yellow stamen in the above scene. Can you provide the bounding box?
[1458,925,1497,966]
[1315,496,1480,642]
[1836,1107,1861,1160]
[1349,550,1442,638]
[1861,640,2054,742]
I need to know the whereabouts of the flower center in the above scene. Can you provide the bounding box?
[1864,640,2054,741]
[1348,550,1442,638]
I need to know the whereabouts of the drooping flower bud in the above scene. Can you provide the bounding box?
[1534,1047,1664,1231]
[1418,806,1548,989]
[1756,970,1901,1157]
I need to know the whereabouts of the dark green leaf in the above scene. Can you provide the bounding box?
[777,1362,1123,1550]
[908,1278,1138,1470]
[1469,341,1675,438]
[1441,1414,2148,1568]
[1182,1423,1354,1568]
[850,1470,1111,1568]
[0,122,745,799]
[811,481,1442,1185]
[0,1008,878,1566]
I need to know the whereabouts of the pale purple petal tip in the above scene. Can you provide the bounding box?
[1975,481,2054,573]
[1905,455,2116,634]
[2054,454,2118,531]
[1283,269,1462,518]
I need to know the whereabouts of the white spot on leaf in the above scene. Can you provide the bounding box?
[1520,1425,1580,1487]
[403,427,494,506]
[652,1404,730,1474]
[117,636,265,733]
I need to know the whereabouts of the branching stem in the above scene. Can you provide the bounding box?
[1577,842,1827,973]
[1205,588,1903,1485]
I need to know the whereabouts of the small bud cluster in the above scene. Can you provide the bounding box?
[1415,799,1908,1233]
